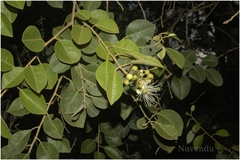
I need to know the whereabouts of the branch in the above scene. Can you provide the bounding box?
[223,10,240,24]
[138,1,146,20]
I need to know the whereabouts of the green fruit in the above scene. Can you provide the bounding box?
[132,66,138,71]
[124,79,130,85]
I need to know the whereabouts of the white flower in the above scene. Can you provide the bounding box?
[136,79,161,107]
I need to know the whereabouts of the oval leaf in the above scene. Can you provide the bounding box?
[43,115,64,139]
[1,116,12,140]
[104,145,122,159]
[166,48,185,69]
[96,41,114,61]
[189,66,206,83]
[95,18,119,34]
[214,129,229,137]
[5,1,25,10]
[1,1,18,23]
[6,130,31,155]
[193,134,204,149]
[71,25,92,45]
[153,133,175,153]
[1,13,13,37]
[206,68,223,86]
[82,1,101,11]
[136,117,148,130]
[81,138,96,154]
[54,39,81,64]
[94,151,105,159]
[89,9,109,24]
[36,142,59,159]
[47,137,71,153]
[192,123,201,133]
[104,135,122,146]
[2,67,24,89]
[181,50,197,63]
[1,48,14,72]
[49,53,71,73]
[171,76,191,100]
[7,97,30,116]
[125,19,156,42]
[186,130,195,144]
[24,65,48,93]
[76,10,91,21]
[202,54,218,67]
[46,1,63,8]
[19,88,47,115]
[22,25,45,52]
[40,63,58,90]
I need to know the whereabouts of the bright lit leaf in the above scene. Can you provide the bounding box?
[54,39,81,64]
[82,1,101,11]
[24,65,48,93]
[2,67,24,89]
[36,142,59,159]
[125,19,156,42]
[7,98,30,116]
[136,117,148,130]
[40,63,58,90]
[49,53,71,73]
[19,88,47,115]
[96,41,114,61]
[1,13,13,37]
[166,48,185,69]
[95,18,119,34]
[76,10,91,21]
[5,1,25,10]
[1,116,12,140]
[186,130,195,144]
[71,25,92,45]
[1,1,18,23]
[43,114,64,139]
[1,48,14,72]
[22,25,45,52]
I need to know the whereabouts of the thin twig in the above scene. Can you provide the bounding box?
[138,1,146,20]
[106,0,109,12]
[190,91,205,105]
[223,10,240,24]
[218,47,239,59]
[196,2,219,27]
[115,0,124,11]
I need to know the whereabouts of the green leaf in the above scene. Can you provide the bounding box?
[24,65,48,93]
[171,76,191,100]
[19,88,47,115]
[186,130,195,144]
[43,114,64,139]
[40,63,58,90]
[22,25,45,52]
[101,122,120,136]
[136,36,162,56]
[99,32,118,44]
[104,145,122,159]
[47,137,71,153]
[157,46,166,60]
[82,1,101,11]
[153,132,175,153]
[118,125,130,139]
[71,25,92,45]
[119,102,132,120]
[104,135,122,146]
[71,65,82,90]
[136,117,148,130]
[231,145,239,152]
[129,56,164,68]
[96,61,123,105]
[190,105,195,112]
[7,97,30,116]
[6,130,31,155]
[192,123,201,133]
[61,108,86,128]
[54,39,81,64]
[89,9,109,24]
[86,97,100,117]
[214,129,229,137]
[206,68,223,86]
[193,134,204,149]
[49,53,71,73]
[5,1,25,10]
[215,142,224,151]
[81,36,99,54]
[36,142,59,159]
[91,96,109,109]
[81,138,96,154]
[52,26,71,40]
[166,48,185,69]
[1,116,12,140]
[215,153,231,159]
[94,151,105,159]
[2,67,24,89]
[95,18,119,34]
[1,13,13,37]
[125,19,156,42]
[1,1,18,23]
[96,41,115,61]
[3,153,30,159]
[1,48,14,72]
[202,55,218,67]
[155,109,183,140]
[76,10,91,21]
[189,66,206,83]
[181,50,197,63]
[60,90,83,114]
[46,1,63,8]
[182,61,194,75]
